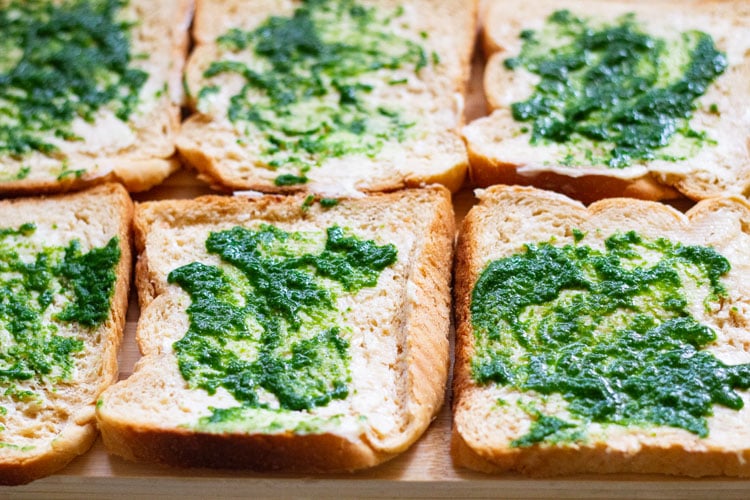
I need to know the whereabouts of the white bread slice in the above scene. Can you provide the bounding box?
[97,186,454,471]
[464,0,750,203]
[0,0,192,195]
[177,0,476,195]
[453,184,750,476]
[0,184,133,485]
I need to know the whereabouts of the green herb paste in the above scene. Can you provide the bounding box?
[301,195,340,212]
[167,224,397,428]
[504,10,727,168]
[0,223,120,405]
[511,413,579,448]
[471,231,750,445]
[0,165,30,183]
[200,0,431,185]
[0,0,147,158]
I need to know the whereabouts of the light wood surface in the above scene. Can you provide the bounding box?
[4,27,750,500]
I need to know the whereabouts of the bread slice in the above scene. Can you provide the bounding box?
[0,0,192,195]
[177,0,476,195]
[464,0,750,203]
[96,186,453,471]
[0,183,133,485]
[453,184,750,477]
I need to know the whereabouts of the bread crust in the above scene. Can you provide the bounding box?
[99,416,382,471]
[0,0,193,195]
[452,184,750,477]
[99,187,454,471]
[0,183,133,485]
[465,136,681,204]
[465,0,750,202]
[177,0,476,194]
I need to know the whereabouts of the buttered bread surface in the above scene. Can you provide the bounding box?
[96,188,454,471]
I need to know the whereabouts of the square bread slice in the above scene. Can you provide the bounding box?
[96,187,454,471]
[453,184,750,477]
[464,0,750,203]
[0,183,133,485]
[0,0,192,195]
[177,0,476,195]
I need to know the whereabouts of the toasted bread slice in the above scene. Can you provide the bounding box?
[464,0,750,203]
[178,0,476,195]
[453,184,750,476]
[0,0,192,195]
[0,184,133,485]
[97,187,453,471]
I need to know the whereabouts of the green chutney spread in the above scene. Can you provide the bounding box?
[0,223,120,414]
[0,0,147,160]
[504,10,727,168]
[168,224,397,430]
[470,230,750,446]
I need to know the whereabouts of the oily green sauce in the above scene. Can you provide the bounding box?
[168,224,397,426]
[301,195,339,212]
[511,413,579,448]
[0,223,120,405]
[200,0,432,185]
[0,165,30,182]
[0,0,147,158]
[471,231,750,444]
[504,10,727,168]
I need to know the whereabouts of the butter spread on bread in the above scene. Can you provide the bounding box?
[502,10,725,170]
[168,224,398,430]
[471,231,743,442]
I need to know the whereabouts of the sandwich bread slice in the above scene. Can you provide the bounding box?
[178,0,476,195]
[0,0,192,195]
[464,0,750,203]
[97,186,454,471]
[453,184,750,476]
[0,183,133,485]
